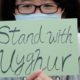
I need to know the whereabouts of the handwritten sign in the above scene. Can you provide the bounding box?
[0,19,78,77]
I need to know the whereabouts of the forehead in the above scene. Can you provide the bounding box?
[16,0,53,3]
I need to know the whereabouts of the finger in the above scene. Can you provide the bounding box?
[38,72,52,80]
[27,70,42,80]
[34,77,42,80]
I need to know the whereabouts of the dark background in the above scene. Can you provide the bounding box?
[0,0,2,20]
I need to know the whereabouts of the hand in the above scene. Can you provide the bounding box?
[27,70,52,80]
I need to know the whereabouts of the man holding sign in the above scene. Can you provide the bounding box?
[0,0,80,80]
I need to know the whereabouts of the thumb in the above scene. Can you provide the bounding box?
[27,70,42,80]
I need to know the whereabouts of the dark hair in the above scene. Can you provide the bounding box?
[1,0,80,31]
[1,0,16,20]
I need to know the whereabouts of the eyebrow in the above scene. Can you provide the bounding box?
[21,0,50,2]
[21,0,33,1]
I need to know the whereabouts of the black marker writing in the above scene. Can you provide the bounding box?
[0,26,10,44]
[47,26,72,44]
[0,49,72,76]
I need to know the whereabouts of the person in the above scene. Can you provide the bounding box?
[0,0,80,80]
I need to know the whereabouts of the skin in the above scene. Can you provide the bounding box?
[15,0,63,80]
[26,70,52,80]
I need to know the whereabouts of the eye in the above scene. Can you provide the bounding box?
[43,4,54,8]
[22,4,33,8]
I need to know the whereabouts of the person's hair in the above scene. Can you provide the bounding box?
[1,0,80,32]
[1,0,16,20]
